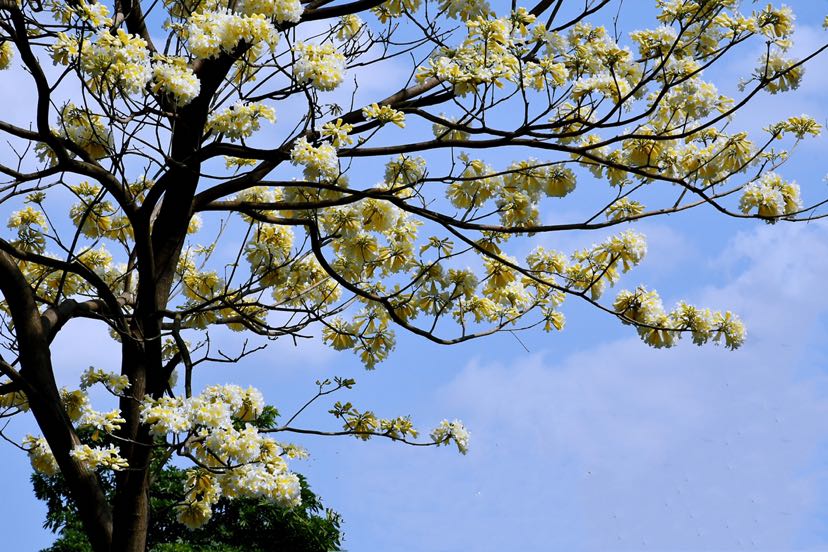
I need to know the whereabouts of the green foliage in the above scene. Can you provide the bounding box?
[33,466,342,552]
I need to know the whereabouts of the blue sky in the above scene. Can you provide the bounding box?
[2,1,828,550]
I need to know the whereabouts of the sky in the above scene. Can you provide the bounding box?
[2,1,828,551]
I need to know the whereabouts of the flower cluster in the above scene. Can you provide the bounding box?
[80,408,126,435]
[606,198,645,221]
[432,116,470,141]
[23,436,59,476]
[8,206,46,230]
[523,57,569,91]
[439,0,491,20]
[245,223,295,275]
[336,14,363,40]
[755,3,795,39]
[65,182,118,240]
[69,444,129,471]
[48,0,112,27]
[81,367,130,394]
[182,268,223,301]
[372,0,490,21]
[139,385,301,529]
[186,10,279,60]
[79,29,152,95]
[740,172,801,219]
[630,25,677,58]
[774,114,822,139]
[614,287,746,349]
[417,15,523,96]
[37,104,114,164]
[362,103,406,128]
[754,52,803,94]
[238,0,303,22]
[292,42,346,91]
[564,231,647,300]
[321,119,354,147]
[206,101,276,140]
[372,0,421,23]
[0,41,13,70]
[290,137,340,180]
[444,157,578,227]
[430,419,470,454]
[0,388,30,411]
[151,56,201,106]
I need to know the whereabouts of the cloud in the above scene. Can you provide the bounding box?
[441,221,828,550]
[318,220,828,552]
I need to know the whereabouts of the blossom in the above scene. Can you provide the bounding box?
[290,137,339,180]
[187,10,279,60]
[605,198,645,221]
[8,206,46,229]
[438,0,491,20]
[780,115,822,139]
[630,25,678,58]
[225,156,259,169]
[712,311,746,349]
[371,0,421,22]
[756,3,795,38]
[739,172,801,218]
[670,301,713,345]
[81,367,130,394]
[177,500,213,530]
[755,52,803,94]
[292,42,346,91]
[80,408,126,434]
[78,29,152,96]
[336,14,363,40]
[544,166,576,197]
[238,0,303,22]
[151,56,201,106]
[140,396,192,436]
[49,0,112,26]
[385,154,426,189]
[321,119,354,147]
[0,41,13,70]
[53,103,114,161]
[60,389,89,421]
[523,57,569,90]
[362,103,406,128]
[430,419,470,454]
[70,444,129,471]
[206,101,276,140]
[23,436,59,475]
[137,385,304,528]
[432,116,469,141]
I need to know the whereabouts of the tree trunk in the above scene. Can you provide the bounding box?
[29,390,114,552]
[111,320,158,551]
[110,433,152,552]
[0,251,113,550]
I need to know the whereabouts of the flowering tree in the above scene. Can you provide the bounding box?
[34,430,342,552]
[0,0,825,549]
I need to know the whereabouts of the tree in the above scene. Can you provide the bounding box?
[32,415,343,551]
[34,435,342,552]
[0,0,824,549]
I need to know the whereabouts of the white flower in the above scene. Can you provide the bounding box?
[151,56,201,106]
[70,444,129,471]
[292,42,346,91]
[206,101,276,140]
[290,137,339,180]
[430,419,470,454]
[187,10,279,60]
[23,436,59,475]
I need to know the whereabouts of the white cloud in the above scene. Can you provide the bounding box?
[319,221,828,552]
